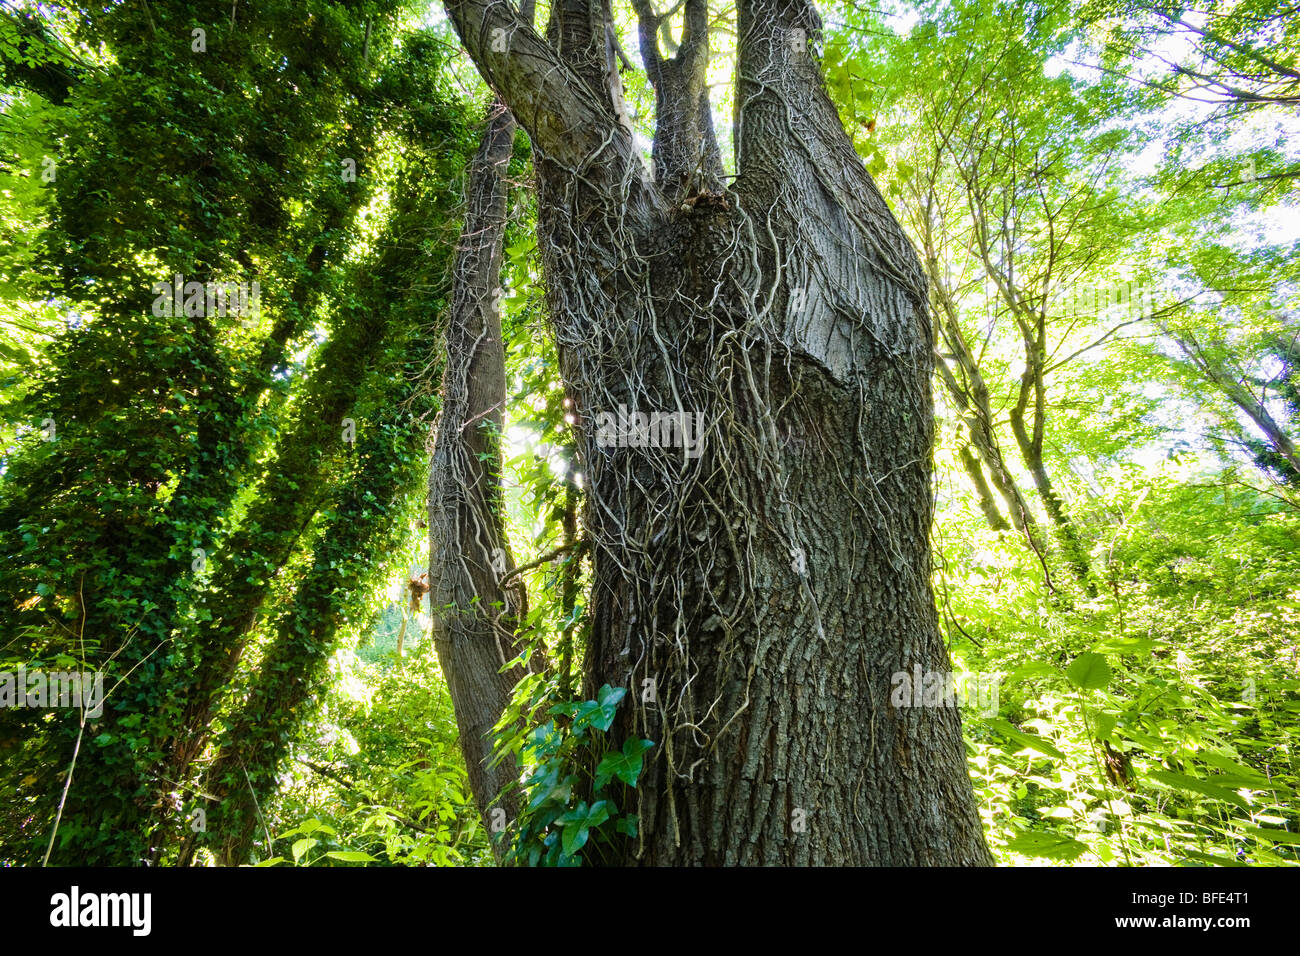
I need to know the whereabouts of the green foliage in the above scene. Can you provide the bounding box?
[942,472,1300,866]
[0,0,474,865]
[1,0,1296,869]
[496,682,652,867]
[245,653,491,868]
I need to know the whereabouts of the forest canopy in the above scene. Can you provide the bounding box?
[0,0,1296,869]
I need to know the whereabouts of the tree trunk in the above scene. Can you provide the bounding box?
[444,0,993,865]
[1168,328,1300,482]
[1005,306,1093,588]
[427,98,530,857]
[958,443,1010,530]
[195,402,434,867]
[930,286,1037,536]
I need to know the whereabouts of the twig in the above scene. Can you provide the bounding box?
[497,539,589,588]
[237,755,274,857]
[42,721,84,867]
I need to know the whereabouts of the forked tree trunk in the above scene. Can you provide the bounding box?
[927,269,1038,537]
[444,0,993,865]
[1008,326,1093,588]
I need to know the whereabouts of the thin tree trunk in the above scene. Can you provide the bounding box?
[1008,354,1093,586]
[557,475,581,701]
[958,443,1010,530]
[191,401,436,867]
[1168,329,1300,479]
[427,97,530,858]
[143,299,394,860]
[929,279,1037,535]
[170,124,467,864]
[1002,301,1093,588]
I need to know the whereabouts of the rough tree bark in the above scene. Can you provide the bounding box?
[442,0,993,865]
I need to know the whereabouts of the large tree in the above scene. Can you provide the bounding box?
[440,0,993,864]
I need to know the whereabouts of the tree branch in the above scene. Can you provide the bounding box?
[442,0,635,175]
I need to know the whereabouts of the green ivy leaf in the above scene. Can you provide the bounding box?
[594,738,655,788]
[557,800,612,857]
